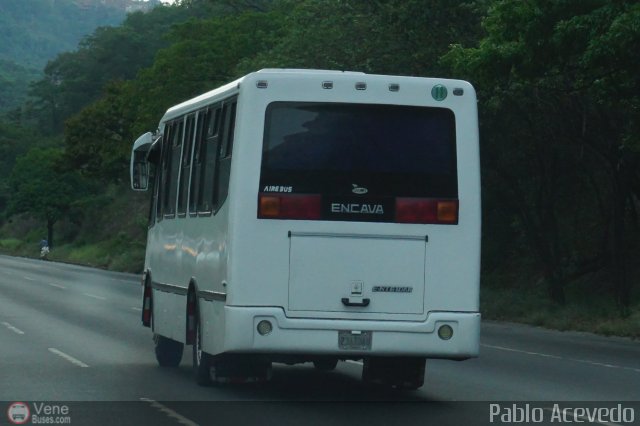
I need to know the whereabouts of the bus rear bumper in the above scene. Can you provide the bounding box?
[222,307,480,359]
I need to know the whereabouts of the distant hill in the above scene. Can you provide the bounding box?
[0,0,160,112]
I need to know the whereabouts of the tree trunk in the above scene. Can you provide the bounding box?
[611,171,630,316]
[547,275,566,305]
[47,217,55,249]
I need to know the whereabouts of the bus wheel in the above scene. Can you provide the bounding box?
[313,358,338,371]
[154,334,183,367]
[193,309,213,386]
[362,357,426,390]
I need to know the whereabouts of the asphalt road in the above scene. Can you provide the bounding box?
[1,254,639,425]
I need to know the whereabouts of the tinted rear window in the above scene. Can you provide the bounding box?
[260,102,457,199]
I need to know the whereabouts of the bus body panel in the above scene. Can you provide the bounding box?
[221,307,480,358]
[228,72,480,319]
[288,233,426,315]
[140,70,481,360]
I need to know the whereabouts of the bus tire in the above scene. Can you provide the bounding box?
[313,358,338,371]
[154,334,183,367]
[193,309,213,386]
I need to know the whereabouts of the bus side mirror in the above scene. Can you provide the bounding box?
[131,152,149,191]
[130,132,154,191]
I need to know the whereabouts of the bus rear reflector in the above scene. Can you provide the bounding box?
[395,198,459,224]
[258,194,322,220]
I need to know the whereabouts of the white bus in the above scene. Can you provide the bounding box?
[130,69,481,389]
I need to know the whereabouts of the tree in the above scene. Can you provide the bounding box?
[26,4,206,134]
[63,81,136,183]
[241,0,486,76]
[8,147,89,248]
[444,0,639,309]
[0,121,37,213]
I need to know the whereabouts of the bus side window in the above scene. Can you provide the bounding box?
[147,140,162,227]
[178,114,195,216]
[157,126,172,222]
[189,109,205,216]
[216,99,237,209]
[197,107,221,214]
[189,110,205,216]
[164,120,183,218]
[220,100,236,159]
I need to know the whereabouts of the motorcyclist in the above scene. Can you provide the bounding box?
[39,238,49,259]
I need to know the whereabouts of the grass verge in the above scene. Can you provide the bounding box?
[481,285,640,339]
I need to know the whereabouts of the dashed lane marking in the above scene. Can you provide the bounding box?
[48,348,89,368]
[1,321,25,335]
[83,293,106,301]
[48,283,67,289]
[140,398,199,426]
[481,344,640,373]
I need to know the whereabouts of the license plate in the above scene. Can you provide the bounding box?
[338,331,372,350]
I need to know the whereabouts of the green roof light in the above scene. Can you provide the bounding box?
[431,84,448,101]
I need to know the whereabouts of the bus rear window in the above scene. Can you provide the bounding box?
[259,102,458,223]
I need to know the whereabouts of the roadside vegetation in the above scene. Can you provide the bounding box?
[0,0,638,337]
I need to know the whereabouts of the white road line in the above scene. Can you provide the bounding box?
[48,348,89,368]
[345,360,363,366]
[481,344,640,373]
[482,344,562,359]
[83,293,106,300]
[572,358,640,374]
[140,398,199,426]
[1,321,25,335]
[131,307,142,311]
[47,283,67,289]
[23,276,37,281]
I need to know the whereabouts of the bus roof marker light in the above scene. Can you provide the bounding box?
[388,83,400,92]
[256,80,268,89]
[453,88,464,96]
[355,82,367,91]
[322,81,333,89]
[431,84,447,101]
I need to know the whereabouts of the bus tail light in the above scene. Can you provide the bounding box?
[258,194,322,220]
[395,198,459,224]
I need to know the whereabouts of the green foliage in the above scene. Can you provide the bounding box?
[26,3,209,133]
[7,147,92,246]
[130,9,286,132]
[63,82,137,182]
[0,0,128,113]
[0,60,41,113]
[0,121,34,209]
[0,0,638,333]
[0,0,126,68]
[0,238,23,252]
[444,0,640,308]
[481,281,640,338]
[241,0,486,75]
